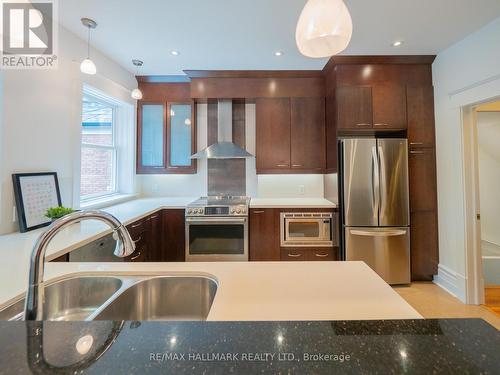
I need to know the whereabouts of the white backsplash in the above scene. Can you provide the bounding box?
[324,173,338,203]
[257,174,324,198]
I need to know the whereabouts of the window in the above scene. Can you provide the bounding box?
[80,93,117,200]
[137,101,196,174]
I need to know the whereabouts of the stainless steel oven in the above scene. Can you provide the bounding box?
[185,217,248,261]
[280,212,334,247]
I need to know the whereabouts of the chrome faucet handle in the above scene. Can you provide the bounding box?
[24,210,136,321]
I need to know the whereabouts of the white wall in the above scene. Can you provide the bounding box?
[432,16,500,301]
[477,112,500,246]
[0,26,136,234]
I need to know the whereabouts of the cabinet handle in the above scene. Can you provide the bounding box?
[276,164,289,167]
[133,236,142,244]
[356,123,371,127]
[253,210,265,214]
[314,252,330,258]
[150,214,160,219]
[130,222,142,229]
[410,142,423,145]
[374,123,389,127]
[130,251,142,261]
[287,252,303,258]
[292,164,303,168]
[410,150,425,154]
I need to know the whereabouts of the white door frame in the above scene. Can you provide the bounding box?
[450,75,500,304]
[461,106,484,304]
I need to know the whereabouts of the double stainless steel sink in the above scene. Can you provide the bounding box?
[0,275,218,321]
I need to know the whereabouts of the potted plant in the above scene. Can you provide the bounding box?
[45,206,76,221]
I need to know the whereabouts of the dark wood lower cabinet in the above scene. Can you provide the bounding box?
[147,212,163,261]
[249,209,279,261]
[161,209,186,262]
[281,248,337,261]
[249,208,339,262]
[411,211,439,281]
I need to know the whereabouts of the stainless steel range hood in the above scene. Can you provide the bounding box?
[191,100,254,159]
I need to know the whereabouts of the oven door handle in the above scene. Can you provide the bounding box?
[186,217,247,223]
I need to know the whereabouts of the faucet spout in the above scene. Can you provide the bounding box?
[24,210,136,320]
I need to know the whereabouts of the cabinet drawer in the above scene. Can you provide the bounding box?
[126,219,147,239]
[307,248,335,261]
[280,249,308,261]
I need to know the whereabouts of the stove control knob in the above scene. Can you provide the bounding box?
[198,209,203,214]
[236,208,241,214]
[187,209,192,215]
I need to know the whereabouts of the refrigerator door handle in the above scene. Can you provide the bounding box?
[350,229,407,237]
[371,146,380,220]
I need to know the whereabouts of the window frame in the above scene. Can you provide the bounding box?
[137,100,197,174]
[80,94,119,202]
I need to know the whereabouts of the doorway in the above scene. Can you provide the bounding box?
[469,100,500,314]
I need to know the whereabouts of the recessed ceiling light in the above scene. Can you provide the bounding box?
[274,51,283,57]
[171,50,179,56]
[392,40,404,47]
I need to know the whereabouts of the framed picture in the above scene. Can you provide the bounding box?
[12,172,62,233]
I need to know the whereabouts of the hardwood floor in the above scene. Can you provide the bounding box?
[394,282,500,330]
[485,286,500,316]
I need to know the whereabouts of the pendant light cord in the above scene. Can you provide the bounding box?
[87,26,91,58]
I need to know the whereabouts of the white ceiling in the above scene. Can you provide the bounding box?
[59,0,500,75]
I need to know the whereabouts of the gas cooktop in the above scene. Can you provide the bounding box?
[186,196,250,217]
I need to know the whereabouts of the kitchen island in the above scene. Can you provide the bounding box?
[1,261,420,321]
[0,319,498,374]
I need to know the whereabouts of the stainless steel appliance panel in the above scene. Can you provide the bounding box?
[342,139,379,226]
[280,212,334,247]
[185,217,248,262]
[345,227,410,284]
[377,139,410,226]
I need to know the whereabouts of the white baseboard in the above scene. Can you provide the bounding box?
[433,264,467,303]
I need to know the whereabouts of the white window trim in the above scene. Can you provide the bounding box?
[79,85,136,207]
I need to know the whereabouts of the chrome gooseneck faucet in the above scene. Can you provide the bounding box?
[24,210,136,320]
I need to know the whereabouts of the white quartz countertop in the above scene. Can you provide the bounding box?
[0,196,339,306]
[250,198,337,208]
[2,261,422,321]
[0,197,196,305]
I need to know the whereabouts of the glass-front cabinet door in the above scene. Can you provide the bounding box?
[167,103,196,171]
[137,101,196,174]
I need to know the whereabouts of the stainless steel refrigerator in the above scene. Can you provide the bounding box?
[339,138,410,284]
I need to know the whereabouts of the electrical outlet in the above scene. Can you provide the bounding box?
[298,185,305,195]
[12,206,17,222]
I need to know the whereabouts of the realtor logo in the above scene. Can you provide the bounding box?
[1,0,58,69]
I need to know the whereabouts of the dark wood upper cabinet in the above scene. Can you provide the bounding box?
[249,209,279,261]
[137,101,196,174]
[256,98,291,171]
[407,86,436,148]
[291,97,326,171]
[336,84,407,130]
[372,84,407,129]
[337,86,373,130]
[166,101,197,173]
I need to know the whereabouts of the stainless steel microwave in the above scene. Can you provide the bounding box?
[280,212,334,247]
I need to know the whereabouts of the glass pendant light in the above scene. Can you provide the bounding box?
[131,60,144,100]
[80,18,97,75]
[296,0,353,58]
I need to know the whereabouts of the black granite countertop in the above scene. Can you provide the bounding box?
[0,319,498,374]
